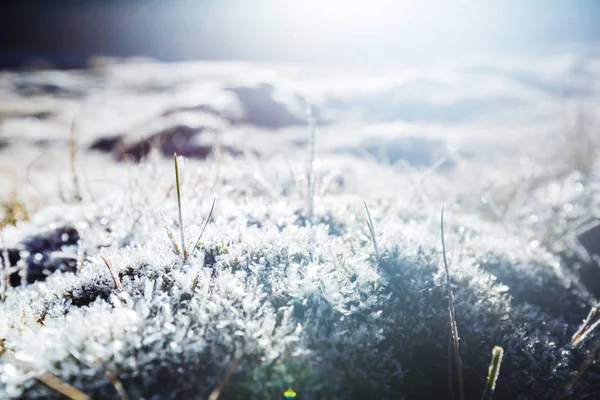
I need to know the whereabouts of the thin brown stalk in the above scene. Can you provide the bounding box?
[189,198,216,259]
[26,152,50,199]
[441,207,465,400]
[1,349,91,400]
[69,116,82,202]
[76,240,85,273]
[105,369,129,400]
[208,351,243,400]
[557,339,600,400]
[36,372,91,400]
[571,304,600,347]
[100,254,123,292]
[162,211,181,255]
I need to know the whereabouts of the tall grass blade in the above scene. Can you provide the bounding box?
[189,198,216,259]
[305,107,316,224]
[441,207,465,400]
[174,153,188,261]
[69,116,82,202]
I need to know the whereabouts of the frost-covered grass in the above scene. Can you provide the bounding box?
[0,144,599,399]
[1,55,600,399]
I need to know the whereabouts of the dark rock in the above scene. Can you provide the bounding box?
[89,134,123,152]
[92,125,243,162]
[161,104,225,119]
[227,83,305,128]
[13,79,84,98]
[64,281,112,308]
[479,255,589,325]
[2,226,80,286]
[90,127,206,161]
[574,222,600,297]
[124,125,207,161]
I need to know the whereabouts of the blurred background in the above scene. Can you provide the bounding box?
[2,0,600,69]
[1,0,599,293]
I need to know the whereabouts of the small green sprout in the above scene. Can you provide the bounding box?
[480,346,503,400]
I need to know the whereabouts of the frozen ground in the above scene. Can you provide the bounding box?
[0,46,600,399]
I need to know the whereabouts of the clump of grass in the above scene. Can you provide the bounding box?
[441,207,464,400]
[166,153,216,263]
[480,346,503,400]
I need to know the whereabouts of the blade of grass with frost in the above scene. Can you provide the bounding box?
[441,207,465,400]
[305,106,316,223]
[162,212,181,256]
[480,346,503,400]
[76,240,85,273]
[363,201,380,271]
[189,197,216,259]
[571,304,600,347]
[69,115,82,202]
[174,153,188,261]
